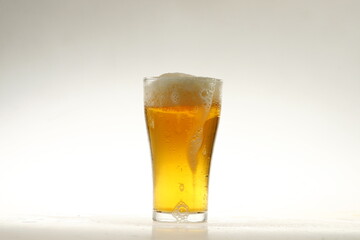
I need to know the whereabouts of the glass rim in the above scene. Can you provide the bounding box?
[143,75,223,83]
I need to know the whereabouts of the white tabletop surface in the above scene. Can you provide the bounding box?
[0,215,359,240]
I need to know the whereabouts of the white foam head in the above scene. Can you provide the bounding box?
[144,73,222,108]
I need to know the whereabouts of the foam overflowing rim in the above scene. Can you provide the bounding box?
[144,73,222,107]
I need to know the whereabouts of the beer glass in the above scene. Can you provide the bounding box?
[144,73,222,223]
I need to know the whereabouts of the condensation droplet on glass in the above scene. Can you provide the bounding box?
[149,118,155,129]
[171,91,179,104]
[202,147,207,156]
[201,89,208,97]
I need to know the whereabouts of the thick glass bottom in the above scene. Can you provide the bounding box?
[153,211,207,223]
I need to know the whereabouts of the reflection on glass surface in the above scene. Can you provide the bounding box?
[151,222,208,240]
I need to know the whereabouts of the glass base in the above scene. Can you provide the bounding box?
[153,211,207,223]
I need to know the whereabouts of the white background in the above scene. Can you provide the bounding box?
[0,0,359,220]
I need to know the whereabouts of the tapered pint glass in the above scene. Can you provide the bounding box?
[144,73,222,223]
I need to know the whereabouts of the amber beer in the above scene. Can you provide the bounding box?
[144,73,222,223]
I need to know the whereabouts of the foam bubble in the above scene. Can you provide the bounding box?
[144,73,222,107]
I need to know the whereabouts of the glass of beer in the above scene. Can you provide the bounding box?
[144,73,222,223]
